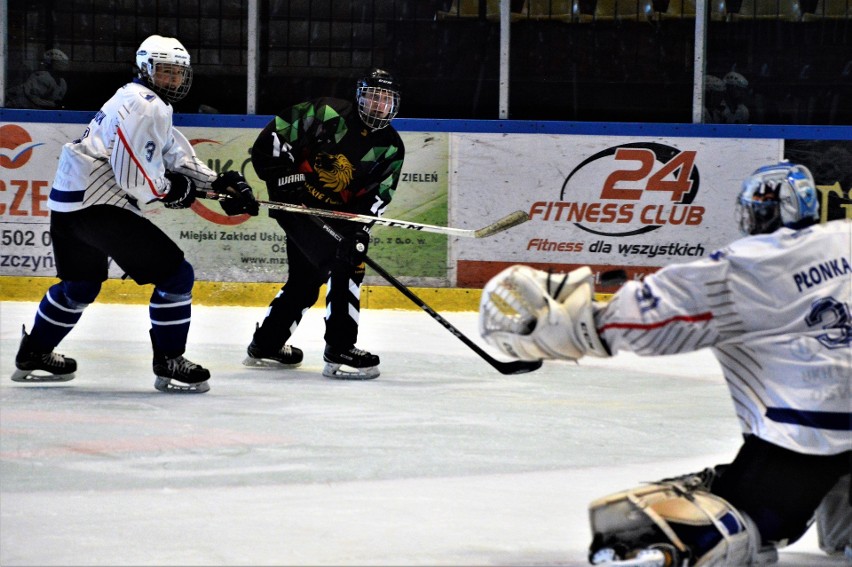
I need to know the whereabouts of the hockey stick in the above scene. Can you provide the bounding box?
[364,257,543,375]
[310,218,543,375]
[198,191,529,238]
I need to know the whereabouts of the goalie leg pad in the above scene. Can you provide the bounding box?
[815,473,852,556]
[588,478,763,566]
[479,265,610,362]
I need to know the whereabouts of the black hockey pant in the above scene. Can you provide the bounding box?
[711,435,851,547]
[32,206,191,357]
[253,213,366,351]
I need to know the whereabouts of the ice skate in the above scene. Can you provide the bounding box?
[322,345,380,380]
[243,340,303,368]
[153,353,210,393]
[11,325,76,383]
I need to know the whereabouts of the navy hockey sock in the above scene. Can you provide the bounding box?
[149,260,193,357]
[30,280,100,351]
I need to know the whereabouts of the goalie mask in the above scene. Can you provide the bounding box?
[356,68,401,131]
[736,161,819,236]
[135,35,193,104]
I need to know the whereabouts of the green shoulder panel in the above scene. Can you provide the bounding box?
[315,103,348,143]
[377,156,405,201]
[361,143,399,164]
[274,101,316,144]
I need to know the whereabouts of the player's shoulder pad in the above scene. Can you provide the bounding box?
[312,96,354,118]
[124,82,173,117]
[813,218,851,235]
[714,230,797,270]
[316,96,351,109]
[389,127,405,150]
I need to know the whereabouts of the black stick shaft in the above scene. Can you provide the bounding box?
[363,256,541,375]
[312,220,542,375]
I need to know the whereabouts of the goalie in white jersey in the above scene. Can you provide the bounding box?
[11,35,259,393]
[479,161,851,565]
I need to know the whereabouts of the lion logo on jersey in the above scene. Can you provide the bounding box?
[314,152,354,193]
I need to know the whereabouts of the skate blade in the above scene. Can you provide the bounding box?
[11,368,75,383]
[154,376,210,393]
[322,362,379,380]
[591,548,667,567]
[242,356,301,369]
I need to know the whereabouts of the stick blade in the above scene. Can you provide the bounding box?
[474,210,530,238]
[493,358,543,375]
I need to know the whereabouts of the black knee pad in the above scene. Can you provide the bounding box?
[62,280,102,307]
[155,259,195,300]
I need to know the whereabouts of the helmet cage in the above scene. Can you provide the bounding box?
[140,62,193,104]
[135,36,193,104]
[356,69,401,130]
[356,86,400,130]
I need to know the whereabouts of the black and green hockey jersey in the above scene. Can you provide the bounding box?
[251,96,405,217]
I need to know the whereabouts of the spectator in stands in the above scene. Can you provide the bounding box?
[702,74,726,123]
[5,49,70,110]
[719,70,750,124]
[750,62,778,123]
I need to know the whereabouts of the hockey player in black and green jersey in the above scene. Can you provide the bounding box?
[245,68,405,379]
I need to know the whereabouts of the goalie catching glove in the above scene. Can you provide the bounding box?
[478,265,610,362]
[210,171,260,216]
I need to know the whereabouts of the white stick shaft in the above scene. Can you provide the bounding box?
[200,192,529,238]
[257,199,477,236]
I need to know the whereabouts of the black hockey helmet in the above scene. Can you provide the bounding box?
[356,68,401,130]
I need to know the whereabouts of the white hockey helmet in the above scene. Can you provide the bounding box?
[736,161,819,235]
[135,35,193,103]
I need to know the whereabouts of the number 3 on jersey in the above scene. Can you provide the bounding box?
[806,297,852,349]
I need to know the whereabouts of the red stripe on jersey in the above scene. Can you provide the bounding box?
[116,126,163,198]
[598,311,713,333]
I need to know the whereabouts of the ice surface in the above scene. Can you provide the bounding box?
[0,301,844,566]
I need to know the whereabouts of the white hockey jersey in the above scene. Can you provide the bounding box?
[49,81,215,214]
[595,219,852,456]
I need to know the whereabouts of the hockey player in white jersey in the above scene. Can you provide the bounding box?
[479,161,851,565]
[11,35,259,393]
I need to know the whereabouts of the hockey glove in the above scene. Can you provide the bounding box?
[336,229,370,268]
[161,172,196,209]
[267,173,305,200]
[211,171,260,216]
[478,265,610,362]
